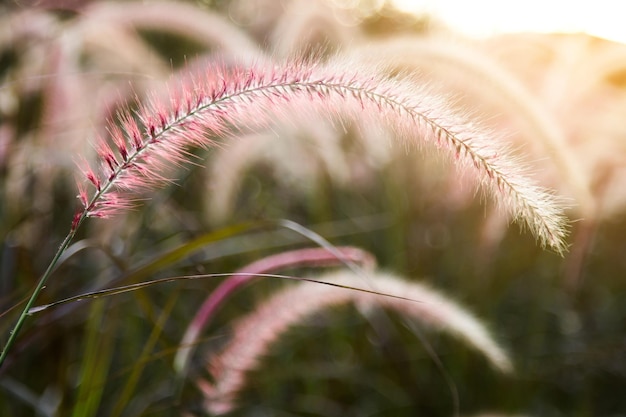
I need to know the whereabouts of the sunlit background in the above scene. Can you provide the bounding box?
[390,0,625,43]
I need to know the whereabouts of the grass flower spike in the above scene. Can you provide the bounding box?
[77,58,568,251]
[199,270,513,414]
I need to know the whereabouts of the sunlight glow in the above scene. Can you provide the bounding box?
[391,0,626,44]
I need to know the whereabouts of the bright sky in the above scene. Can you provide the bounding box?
[391,0,626,44]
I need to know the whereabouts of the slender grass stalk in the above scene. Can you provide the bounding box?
[0,58,569,369]
[110,286,180,417]
[0,223,81,368]
[70,297,115,417]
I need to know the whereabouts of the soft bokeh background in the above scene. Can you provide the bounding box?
[391,0,626,43]
[1,0,626,416]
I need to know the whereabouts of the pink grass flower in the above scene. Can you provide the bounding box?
[77,58,569,252]
[175,246,376,373]
[199,270,513,414]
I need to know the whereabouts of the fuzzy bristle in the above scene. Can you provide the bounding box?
[200,270,513,414]
[77,59,569,252]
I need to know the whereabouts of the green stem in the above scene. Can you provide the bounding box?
[0,214,85,369]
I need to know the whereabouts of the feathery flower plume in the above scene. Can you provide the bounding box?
[350,37,593,218]
[76,58,569,252]
[84,1,264,62]
[175,246,376,373]
[199,270,513,414]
